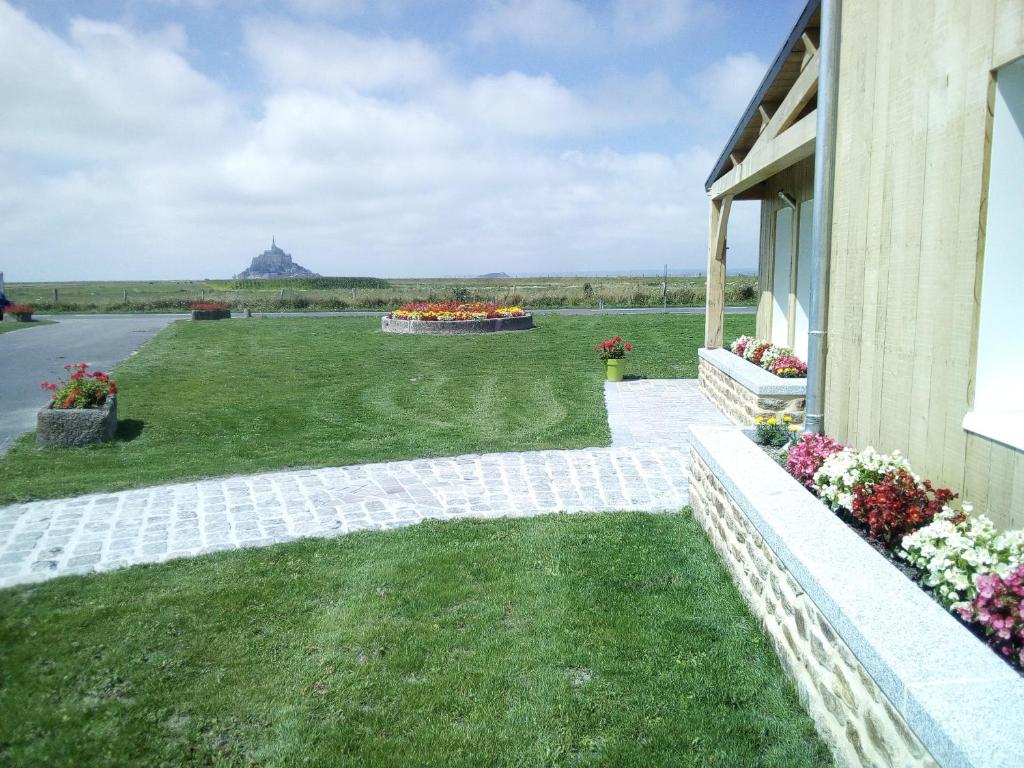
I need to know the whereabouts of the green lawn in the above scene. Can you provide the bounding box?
[0,319,55,334]
[0,314,753,504]
[0,512,829,767]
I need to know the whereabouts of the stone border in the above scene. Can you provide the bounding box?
[381,314,534,335]
[688,424,1024,768]
[191,309,231,320]
[698,347,805,425]
[37,395,118,448]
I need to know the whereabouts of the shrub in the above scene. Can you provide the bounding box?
[850,467,956,548]
[594,336,632,360]
[787,433,845,489]
[40,363,117,410]
[964,566,1024,668]
[753,414,798,448]
[901,508,1024,611]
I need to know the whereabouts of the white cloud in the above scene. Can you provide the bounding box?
[245,20,446,93]
[691,52,768,124]
[468,0,597,47]
[611,0,692,45]
[0,2,762,281]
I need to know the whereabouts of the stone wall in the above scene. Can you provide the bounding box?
[381,314,534,335]
[689,451,937,768]
[698,356,805,426]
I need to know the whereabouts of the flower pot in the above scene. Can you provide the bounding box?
[605,358,626,382]
[37,395,118,448]
[191,309,231,320]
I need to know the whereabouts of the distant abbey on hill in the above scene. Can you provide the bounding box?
[235,238,319,279]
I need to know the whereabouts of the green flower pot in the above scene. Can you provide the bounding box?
[605,358,626,382]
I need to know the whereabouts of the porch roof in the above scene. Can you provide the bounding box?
[704,0,821,195]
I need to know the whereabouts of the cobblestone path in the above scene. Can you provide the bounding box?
[0,380,726,588]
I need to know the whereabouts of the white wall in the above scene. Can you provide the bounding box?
[771,207,794,347]
[974,58,1024,412]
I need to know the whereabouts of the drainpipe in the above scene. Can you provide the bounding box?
[804,0,842,435]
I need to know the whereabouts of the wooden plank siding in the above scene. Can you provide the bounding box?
[755,157,815,341]
[825,0,1024,529]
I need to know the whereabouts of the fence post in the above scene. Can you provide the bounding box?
[53,288,59,305]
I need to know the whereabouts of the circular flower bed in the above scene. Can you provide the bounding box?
[382,302,533,334]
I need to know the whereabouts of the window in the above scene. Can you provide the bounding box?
[964,57,1024,450]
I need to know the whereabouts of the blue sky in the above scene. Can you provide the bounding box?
[1,0,805,280]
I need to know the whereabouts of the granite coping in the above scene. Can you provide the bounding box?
[698,347,806,396]
[381,314,534,335]
[689,425,1024,768]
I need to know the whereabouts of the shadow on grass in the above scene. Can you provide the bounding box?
[116,419,145,442]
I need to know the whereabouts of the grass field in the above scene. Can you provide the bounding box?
[0,512,829,767]
[0,313,754,503]
[6,274,759,313]
[0,319,55,334]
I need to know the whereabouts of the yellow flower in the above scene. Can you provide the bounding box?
[754,416,764,424]
[783,415,793,423]
[767,417,778,425]
[788,424,801,432]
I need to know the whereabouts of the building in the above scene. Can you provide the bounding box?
[701,0,1024,528]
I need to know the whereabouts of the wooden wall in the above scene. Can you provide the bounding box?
[824,0,1024,528]
[756,156,816,340]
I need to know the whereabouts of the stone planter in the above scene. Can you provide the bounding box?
[381,314,534,335]
[37,395,117,448]
[688,424,1024,768]
[8,312,32,322]
[698,347,805,425]
[191,309,231,321]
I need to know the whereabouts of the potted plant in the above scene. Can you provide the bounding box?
[37,363,118,447]
[191,301,231,320]
[3,303,34,322]
[594,336,632,382]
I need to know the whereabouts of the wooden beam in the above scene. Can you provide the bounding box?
[758,104,773,133]
[710,110,816,200]
[729,151,744,167]
[749,50,819,155]
[801,30,819,69]
[705,195,733,349]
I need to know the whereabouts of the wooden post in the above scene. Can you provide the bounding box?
[53,288,59,305]
[123,289,128,303]
[704,195,733,349]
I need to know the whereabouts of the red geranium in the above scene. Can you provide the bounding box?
[40,363,117,410]
[191,301,230,310]
[3,303,33,315]
[594,336,633,360]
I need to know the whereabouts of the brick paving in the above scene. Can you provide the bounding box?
[0,380,727,588]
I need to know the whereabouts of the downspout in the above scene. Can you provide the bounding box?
[804,0,842,435]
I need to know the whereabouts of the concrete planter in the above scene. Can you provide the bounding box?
[191,309,231,321]
[688,424,1024,768]
[7,312,33,322]
[698,347,805,426]
[37,395,118,448]
[381,314,534,335]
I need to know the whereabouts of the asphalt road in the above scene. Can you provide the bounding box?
[0,315,176,453]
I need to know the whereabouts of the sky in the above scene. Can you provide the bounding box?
[0,0,806,280]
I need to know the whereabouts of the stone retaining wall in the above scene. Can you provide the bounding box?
[687,425,1024,768]
[690,452,934,768]
[698,348,805,426]
[381,314,534,335]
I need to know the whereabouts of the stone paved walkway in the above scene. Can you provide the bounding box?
[0,380,727,588]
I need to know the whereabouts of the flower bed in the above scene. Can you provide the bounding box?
[730,335,807,378]
[689,425,1024,768]
[191,301,231,320]
[37,363,118,447]
[3,303,34,321]
[382,302,533,334]
[780,433,1024,671]
[697,347,805,426]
